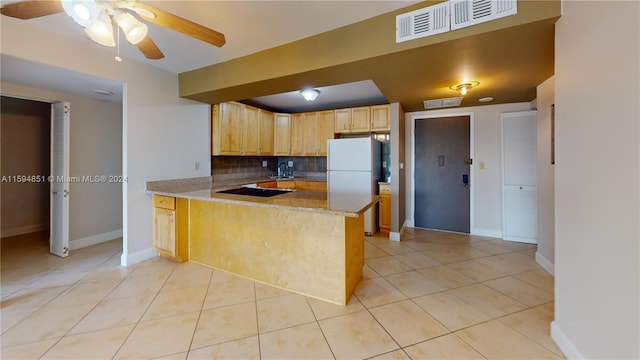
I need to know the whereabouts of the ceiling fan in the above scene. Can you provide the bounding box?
[0,0,226,60]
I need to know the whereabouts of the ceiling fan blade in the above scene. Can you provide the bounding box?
[0,0,63,19]
[133,3,226,48]
[136,36,164,59]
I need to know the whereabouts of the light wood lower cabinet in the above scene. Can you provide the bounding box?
[379,183,391,234]
[295,180,327,192]
[152,195,188,262]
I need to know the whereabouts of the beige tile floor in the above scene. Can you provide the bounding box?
[1,229,564,359]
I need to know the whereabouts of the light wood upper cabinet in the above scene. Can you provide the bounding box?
[212,102,274,156]
[335,106,371,133]
[351,106,371,132]
[371,104,391,132]
[274,113,291,156]
[212,102,243,155]
[334,108,352,133]
[317,110,335,156]
[290,113,304,156]
[259,109,275,155]
[242,105,261,155]
[303,112,318,156]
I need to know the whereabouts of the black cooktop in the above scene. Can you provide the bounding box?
[217,187,290,197]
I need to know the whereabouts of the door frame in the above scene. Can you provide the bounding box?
[408,111,475,233]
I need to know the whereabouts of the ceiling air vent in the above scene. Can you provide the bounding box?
[396,1,449,43]
[424,97,464,109]
[450,0,517,30]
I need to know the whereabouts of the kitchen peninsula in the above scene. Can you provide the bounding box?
[146,176,377,305]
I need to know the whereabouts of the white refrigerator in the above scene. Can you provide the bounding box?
[327,137,382,235]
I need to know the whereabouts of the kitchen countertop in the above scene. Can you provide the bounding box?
[146,176,377,218]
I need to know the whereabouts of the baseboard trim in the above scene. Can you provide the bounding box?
[390,220,408,242]
[121,247,157,267]
[471,227,502,239]
[535,251,555,276]
[551,321,582,359]
[69,229,123,250]
[1,223,49,238]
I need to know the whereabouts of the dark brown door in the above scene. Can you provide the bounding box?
[415,116,470,233]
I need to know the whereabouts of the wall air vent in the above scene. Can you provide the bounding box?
[424,97,464,109]
[396,1,449,43]
[396,0,517,43]
[450,0,517,30]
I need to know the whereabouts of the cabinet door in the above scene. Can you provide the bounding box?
[216,102,243,155]
[290,113,304,156]
[371,105,391,132]
[153,207,176,257]
[303,112,318,156]
[351,106,371,133]
[334,108,352,133]
[379,194,391,232]
[243,105,261,155]
[317,110,335,156]
[274,113,291,155]
[259,110,274,155]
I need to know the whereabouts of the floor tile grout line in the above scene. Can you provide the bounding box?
[109,258,178,359]
[13,244,126,357]
[2,248,124,346]
[303,295,337,360]
[184,265,216,358]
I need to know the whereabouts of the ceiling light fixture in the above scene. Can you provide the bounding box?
[115,12,148,44]
[478,97,494,103]
[449,81,479,96]
[62,0,98,27]
[85,9,115,47]
[300,88,320,101]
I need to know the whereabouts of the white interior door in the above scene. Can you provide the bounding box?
[50,102,70,257]
[502,110,537,243]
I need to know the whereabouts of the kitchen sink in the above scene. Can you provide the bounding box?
[217,187,292,197]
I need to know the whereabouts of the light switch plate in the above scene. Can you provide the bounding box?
[262,160,267,167]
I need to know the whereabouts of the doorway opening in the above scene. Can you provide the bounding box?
[1,96,52,254]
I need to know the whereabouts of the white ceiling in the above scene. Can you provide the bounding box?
[1,1,420,106]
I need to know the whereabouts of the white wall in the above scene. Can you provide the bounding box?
[535,76,555,274]
[553,1,639,358]
[1,84,123,246]
[405,102,531,237]
[1,17,211,264]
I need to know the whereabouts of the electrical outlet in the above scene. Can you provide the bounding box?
[194,161,200,170]
[262,160,267,168]
[287,160,294,167]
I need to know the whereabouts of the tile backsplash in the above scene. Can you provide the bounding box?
[211,156,327,182]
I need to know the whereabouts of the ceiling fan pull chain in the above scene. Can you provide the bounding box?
[115,24,122,62]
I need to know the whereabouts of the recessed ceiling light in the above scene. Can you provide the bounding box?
[94,89,114,96]
[478,97,494,103]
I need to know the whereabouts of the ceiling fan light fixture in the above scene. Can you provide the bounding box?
[115,12,148,45]
[300,88,319,101]
[85,11,115,47]
[62,0,98,27]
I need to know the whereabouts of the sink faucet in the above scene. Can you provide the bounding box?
[278,162,287,177]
